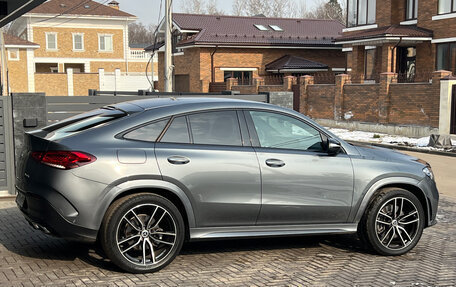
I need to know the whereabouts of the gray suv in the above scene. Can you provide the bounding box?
[16,98,439,273]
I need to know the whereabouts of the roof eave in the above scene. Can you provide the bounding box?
[177,42,342,49]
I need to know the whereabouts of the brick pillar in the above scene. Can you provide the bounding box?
[351,46,365,83]
[226,77,238,90]
[380,44,395,73]
[378,72,397,123]
[253,77,265,93]
[283,76,295,91]
[432,70,452,85]
[298,75,314,115]
[334,74,351,121]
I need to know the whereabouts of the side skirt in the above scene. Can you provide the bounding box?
[190,223,357,240]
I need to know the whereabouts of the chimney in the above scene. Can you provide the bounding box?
[108,0,120,10]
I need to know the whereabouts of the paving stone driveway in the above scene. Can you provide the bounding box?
[0,197,455,287]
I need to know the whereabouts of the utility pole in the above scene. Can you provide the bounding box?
[164,0,173,92]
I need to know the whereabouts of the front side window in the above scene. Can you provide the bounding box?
[99,35,113,52]
[46,33,57,50]
[188,111,242,146]
[249,111,323,152]
[73,34,84,51]
[438,0,455,14]
[406,0,418,20]
[124,120,168,142]
[436,42,456,73]
[8,48,19,60]
[347,0,376,27]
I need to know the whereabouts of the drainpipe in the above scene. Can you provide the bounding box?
[210,46,218,83]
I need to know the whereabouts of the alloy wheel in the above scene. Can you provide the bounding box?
[375,197,420,250]
[116,204,177,266]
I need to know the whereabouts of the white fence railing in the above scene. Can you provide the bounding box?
[128,49,149,60]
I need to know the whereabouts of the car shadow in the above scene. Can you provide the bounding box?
[0,206,371,272]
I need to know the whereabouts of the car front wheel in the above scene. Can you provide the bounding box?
[360,188,425,256]
[100,193,185,273]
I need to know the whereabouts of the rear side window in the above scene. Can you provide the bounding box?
[188,111,242,146]
[124,120,168,142]
[161,116,190,144]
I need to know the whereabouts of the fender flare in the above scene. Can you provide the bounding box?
[95,179,196,229]
[352,176,429,224]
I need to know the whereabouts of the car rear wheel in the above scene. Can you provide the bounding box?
[100,193,184,273]
[359,188,425,256]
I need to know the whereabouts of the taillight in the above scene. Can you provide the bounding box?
[31,151,96,170]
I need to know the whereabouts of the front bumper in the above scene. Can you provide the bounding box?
[16,186,97,243]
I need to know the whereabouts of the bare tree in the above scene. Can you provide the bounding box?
[182,0,206,14]
[128,22,156,45]
[243,0,271,17]
[206,0,224,15]
[305,0,346,24]
[232,0,244,16]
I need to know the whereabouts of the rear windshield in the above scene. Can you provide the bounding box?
[43,108,126,140]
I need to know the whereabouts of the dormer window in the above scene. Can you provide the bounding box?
[269,25,283,31]
[254,24,268,31]
[406,0,418,20]
[347,0,376,27]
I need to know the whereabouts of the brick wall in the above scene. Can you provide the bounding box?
[307,85,335,119]
[157,47,345,93]
[343,84,380,122]
[33,27,125,59]
[35,73,68,96]
[7,49,29,93]
[73,73,99,96]
[295,71,450,129]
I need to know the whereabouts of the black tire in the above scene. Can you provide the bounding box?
[100,193,185,273]
[359,188,425,256]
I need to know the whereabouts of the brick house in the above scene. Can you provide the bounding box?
[336,0,456,83]
[7,0,157,96]
[151,14,346,93]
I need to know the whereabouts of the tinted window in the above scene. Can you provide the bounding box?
[161,116,190,144]
[124,120,168,142]
[189,111,242,146]
[249,111,323,152]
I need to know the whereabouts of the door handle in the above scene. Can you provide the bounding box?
[167,156,190,165]
[265,159,285,168]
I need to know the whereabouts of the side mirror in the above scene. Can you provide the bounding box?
[327,138,342,155]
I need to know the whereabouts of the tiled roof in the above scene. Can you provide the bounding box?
[265,55,329,71]
[173,13,344,48]
[4,33,39,47]
[336,25,433,42]
[29,0,135,17]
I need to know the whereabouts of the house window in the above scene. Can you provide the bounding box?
[364,48,376,80]
[436,42,456,73]
[73,33,84,51]
[347,0,377,27]
[224,71,252,86]
[438,0,456,14]
[254,24,268,31]
[8,49,19,61]
[406,0,418,20]
[46,33,57,50]
[99,34,113,52]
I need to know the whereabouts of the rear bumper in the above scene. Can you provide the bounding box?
[16,187,97,243]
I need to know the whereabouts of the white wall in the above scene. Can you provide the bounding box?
[100,69,156,92]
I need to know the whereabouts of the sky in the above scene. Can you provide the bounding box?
[112,0,321,26]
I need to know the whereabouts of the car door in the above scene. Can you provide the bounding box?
[155,110,261,228]
[245,110,354,225]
